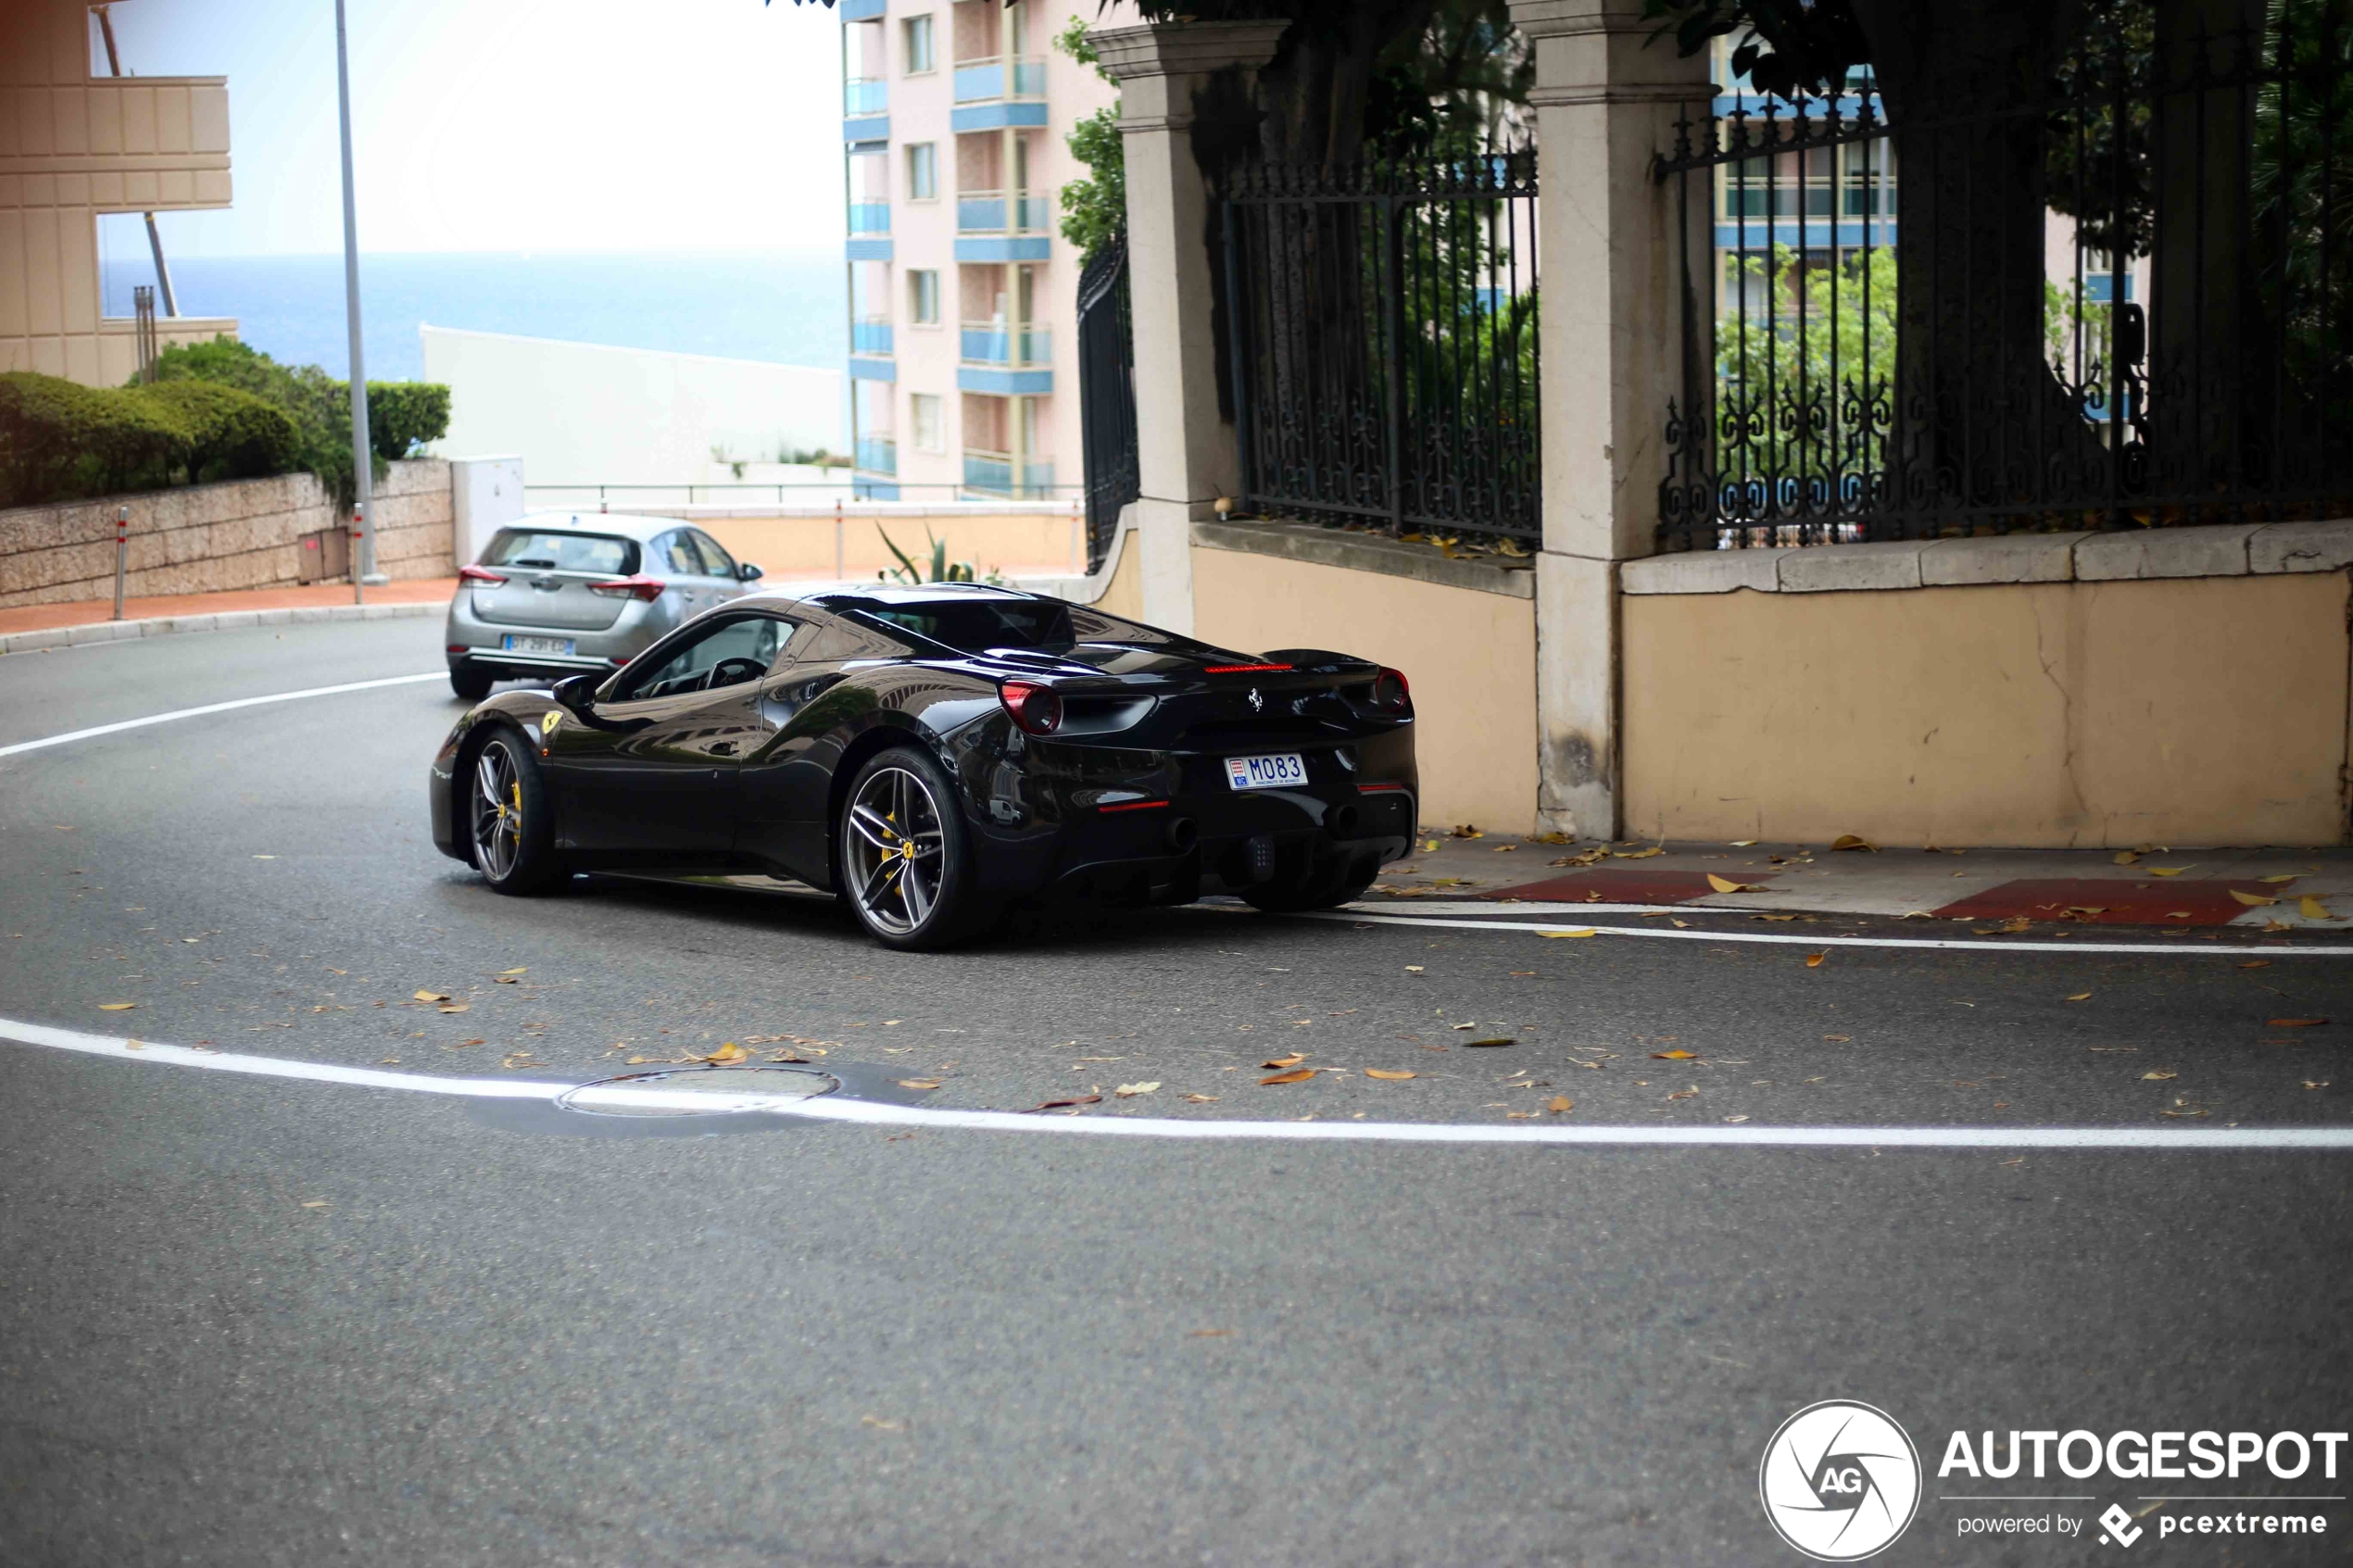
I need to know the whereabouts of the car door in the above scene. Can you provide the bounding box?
[687,530,748,605]
[544,613,794,868]
[651,529,722,621]
[735,614,913,884]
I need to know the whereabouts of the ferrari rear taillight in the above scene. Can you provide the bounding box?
[586,574,667,602]
[458,564,509,585]
[1000,681,1063,735]
[1373,667,1412,715]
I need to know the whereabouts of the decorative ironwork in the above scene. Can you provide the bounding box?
[1656,0,2353,550]
[1222,149,1541,543]
[1076,232,1139,574]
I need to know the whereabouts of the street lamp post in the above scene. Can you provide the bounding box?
[333,0,384,599]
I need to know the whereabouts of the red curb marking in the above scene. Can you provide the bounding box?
[1931,878,2281,927]
[1479,869,1778,906]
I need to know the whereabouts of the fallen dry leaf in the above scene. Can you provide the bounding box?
[1114,1082,1160,1098]
[301,1199,330,1209]
[1822,1034,1851,1042]
[701,1043,750,1064]
[1653,1048,1698,1060]
[2230,889,2278,908]
[1755,913,1799,922]
[2239,960,2272,970]
[2305,1080,2332,1090]
[1666,1086,1699,1100]
[1805,952,1826,968]
[437,1003,470,1014]
[2142,1070,2178,1081]
[2300,896,2334,920]
[1705,873,1750,894]
[897,1078,943,1090]
[1404,964,1425,973]
[1185,1093,1220,1103]
[1025,1094,1102,1112]
[2259,874,2298,884]
[2268,1018,2329,1028]
[2067,992,2093,1002]
[1261,1054,1305,1069]
[412,989,449,1002]
[1364,1068,1417,1080]
[861,1416,902,1431]
[1541,928,1598,939]
[498,966,527,975]
[1260,1068,1315,1085]
[1464,1035,1516,1047]
[2148,866,2191,877]
[1831,834,1876,851]
[2112,849,2140,865]
[1614,845,1664,859]
[1547,1096,1573,1113]
[96,1001,135,1011]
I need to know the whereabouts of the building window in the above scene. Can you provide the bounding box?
[902,15,935,74]
[906,142,937,202]
[909,269,940,325]
[912,393,944,453]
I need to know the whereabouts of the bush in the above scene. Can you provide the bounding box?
[0,369,304,508]
[127,380,299,482]
[365,380,449,460]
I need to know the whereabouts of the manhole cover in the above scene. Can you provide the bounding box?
[557,1065,835,1118]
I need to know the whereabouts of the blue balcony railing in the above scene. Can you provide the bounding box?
[856,434,898,475]
[851,318,893,355]
[962,449,1054,498]
[955,191,1052,234]
[848,202,890,235]
[951,55,1046,104]
[959,321,1049,367]
[844,78,887,116]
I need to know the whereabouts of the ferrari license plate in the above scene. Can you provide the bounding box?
[1225,752,1307,790]
[503,634,575,657]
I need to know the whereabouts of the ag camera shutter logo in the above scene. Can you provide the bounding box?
[1759,1400,1923,1561]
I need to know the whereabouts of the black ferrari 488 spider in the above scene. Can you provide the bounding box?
[428,583,1417,947]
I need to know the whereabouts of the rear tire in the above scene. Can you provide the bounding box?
[450,664,495,701]
[837,746,987,950]
[469,729,560,894]
[1240,856,1376,913]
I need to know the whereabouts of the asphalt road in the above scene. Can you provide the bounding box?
[2,621,2349,1567]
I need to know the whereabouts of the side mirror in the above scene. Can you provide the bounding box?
[552,672,598,713]
[737,561,765,582]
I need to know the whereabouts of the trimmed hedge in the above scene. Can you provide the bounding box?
[147,337,449,503]
[0,370,299,508]
[366,380,450,462]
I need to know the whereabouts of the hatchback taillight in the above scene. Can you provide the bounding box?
[1000,681,1063,735]
[459,564,508,585]
[586,574,667,602]
[1373,667,1412,715]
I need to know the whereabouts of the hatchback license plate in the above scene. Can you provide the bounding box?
[1226,752,1307,790]
[503,634,575,657]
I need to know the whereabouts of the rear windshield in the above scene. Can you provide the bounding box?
[481,529,638,576]
[856,600,1080,653]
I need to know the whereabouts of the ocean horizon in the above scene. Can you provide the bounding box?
[99,249,848,383]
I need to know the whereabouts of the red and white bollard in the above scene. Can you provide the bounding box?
[111,506,129,621]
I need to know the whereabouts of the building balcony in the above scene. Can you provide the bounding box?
[852,318,894,355]
[844,77,887,116]
[856,434,898,476]
[955,190,1052,235]
[839,0,885,18]
[959,320,1049,368]
[848,202,891,236]
[962,448,1054,499]
[950,54,1048,131]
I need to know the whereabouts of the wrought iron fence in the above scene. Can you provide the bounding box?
[1656,0,2353,550]
[1222,150,1541,543]
[1076,232,1139,574]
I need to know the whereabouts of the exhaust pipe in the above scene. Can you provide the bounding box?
[1328,803,1361,837]
[1164,816,1199,853]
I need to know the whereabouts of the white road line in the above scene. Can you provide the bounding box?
[1308,909,2353,959]
[0,671,445,759]
[6,1016,2351,1150]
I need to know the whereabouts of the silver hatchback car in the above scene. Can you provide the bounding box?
[445,514,764,699]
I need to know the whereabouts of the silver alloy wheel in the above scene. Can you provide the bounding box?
[472,738,524,882]
[844,764,946,935]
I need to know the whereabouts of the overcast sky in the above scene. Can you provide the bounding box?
[99,0,848,257]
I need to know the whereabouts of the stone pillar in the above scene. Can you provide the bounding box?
[1509,0,1713,838]
[1088,21,1287,634]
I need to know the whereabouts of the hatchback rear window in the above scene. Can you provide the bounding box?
[481,530,638,575]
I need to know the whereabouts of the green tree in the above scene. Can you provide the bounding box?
[1053,18,1126,264]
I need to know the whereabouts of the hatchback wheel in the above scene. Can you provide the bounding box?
[450,664,494,701]
[470,730,560,894]
[838,746,984,949]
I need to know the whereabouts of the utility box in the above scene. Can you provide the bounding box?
[296,528,349,583]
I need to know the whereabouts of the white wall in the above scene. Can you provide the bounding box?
[422,325,844,488]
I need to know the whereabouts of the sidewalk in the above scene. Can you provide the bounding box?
[0,578,458,638]
[1370,830,2353,931]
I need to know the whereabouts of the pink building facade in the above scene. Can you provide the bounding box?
[838,0,1125,502]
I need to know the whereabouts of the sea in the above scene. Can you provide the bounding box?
[98,249,848,382]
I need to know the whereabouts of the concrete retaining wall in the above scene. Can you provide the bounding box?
[0,460,454,608]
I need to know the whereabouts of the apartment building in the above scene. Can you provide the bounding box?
[837,0,1122,502]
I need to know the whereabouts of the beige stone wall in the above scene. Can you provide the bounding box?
[696,510,1087,582]
[0,459,453,607]
[1189,544,1540,834]
[1622,573,2353,848]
